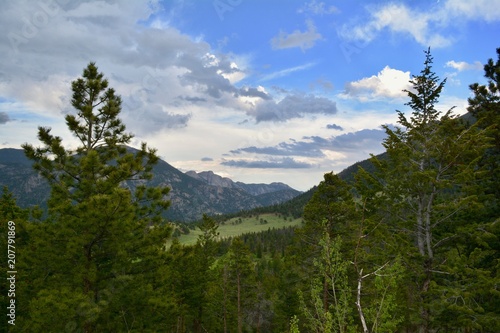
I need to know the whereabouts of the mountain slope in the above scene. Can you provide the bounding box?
[0,148,301,222]
[185,170,300,196]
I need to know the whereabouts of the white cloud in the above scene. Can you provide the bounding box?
[445,60,483,71]
[343,66,412,101]
[270,20,322,51]
[444,0,500,21]
[297,0,339,15]
[0,1,272,138]
[340,0,500,48]
[340,3,452,48]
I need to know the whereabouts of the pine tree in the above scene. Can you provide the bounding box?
[21,63,171,332]
[190,215,220,332]
[299,172,358,323]
[359,48,490,332]
[227,237,256,333]
[467,47,500,219]
[443,47,500,331]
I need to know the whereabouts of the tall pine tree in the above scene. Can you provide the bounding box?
[21,63,171,332]
[357,48,490,332]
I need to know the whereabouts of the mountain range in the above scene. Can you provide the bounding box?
[185,170,297,196]
[0,148,302,222]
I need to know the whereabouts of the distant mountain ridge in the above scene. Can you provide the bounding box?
[0,148,301,222]
[185,170,297,196]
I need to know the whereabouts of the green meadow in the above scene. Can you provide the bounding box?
[172,213,304,246]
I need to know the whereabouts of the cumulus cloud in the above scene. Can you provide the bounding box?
[0,1,279,137]
[237,87,272,100]
[270,20,322,51]
[221,157,314,169]
[177,53,242,99]
[0,112,11,124]
[343,66,412,101]
[327,123,343,130]
[445,60,483,71]
[249,94,338,122]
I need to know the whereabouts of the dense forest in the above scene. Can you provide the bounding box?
[1,47,498,333]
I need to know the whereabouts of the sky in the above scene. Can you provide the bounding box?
[0,0,499,191]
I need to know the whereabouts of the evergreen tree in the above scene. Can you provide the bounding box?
[190,214,220,332]
[227,237,256,333]
[442,47,500,331]
[303,172,358,238]
[20,63,171,332]
[0,188,28,333]
[358,48,490,332]
[298,173,358,324]
[467,47,500,219]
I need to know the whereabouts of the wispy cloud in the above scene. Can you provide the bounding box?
[445,60,483,71]
[339,0,500,48]
[260,62,316,82]
[341,3,452,48]
[230,129,387,158]
[444,0,500,22]
[270,20,322,51]
[297,0,339,15]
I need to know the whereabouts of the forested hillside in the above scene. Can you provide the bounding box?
[1,48,498,333]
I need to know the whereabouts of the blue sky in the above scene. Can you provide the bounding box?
[0,0,498,190]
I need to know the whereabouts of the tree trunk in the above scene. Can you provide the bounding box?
[194,305,202,333]
[355,269,369,333]
[417,200,425,256]
[425,191,435,260]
